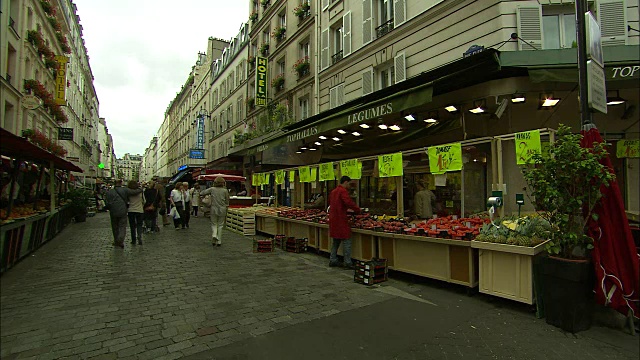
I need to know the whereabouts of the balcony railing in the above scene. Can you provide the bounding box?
[331,50,343,65]
[376,18,394,39]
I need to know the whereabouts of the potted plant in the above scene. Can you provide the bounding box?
[246,96,255,110]
[261,0,270,9]
[292,56,310,78]
[272,27,286,42]
[249,11,258,23]
[66,188,92,222]
[271,74,285,91]
[293,2,311,20]
[522,124,615,332]
[260,43,269,57]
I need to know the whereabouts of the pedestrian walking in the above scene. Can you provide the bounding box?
[328,176,361,269]
[127,180,144,245]
[200,176,229,247]
[170,183,186,230]
[190,184,200,217]
[143,180,161,233]
[104,179,142,248]
[182,182,191,228]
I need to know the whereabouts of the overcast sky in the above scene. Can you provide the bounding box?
[73,0,249,158]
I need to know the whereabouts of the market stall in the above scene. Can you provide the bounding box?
[1,128,82,273]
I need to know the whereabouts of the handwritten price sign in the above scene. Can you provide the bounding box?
[298,166,311,183]
[428,143,462,174]
[275,170,285,185]
[319,162,335,181]
[340,159,362,180]
[289,170,296,182]
[515,130,542,165]
[617,140,639,158]
[378,152,403,178]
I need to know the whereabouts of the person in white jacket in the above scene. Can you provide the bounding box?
[190,185,200,217]
[200,177,229,247]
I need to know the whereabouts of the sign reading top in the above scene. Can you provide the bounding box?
[255,56,268,107]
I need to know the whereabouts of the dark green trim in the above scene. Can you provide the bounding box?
[499,45,639,68]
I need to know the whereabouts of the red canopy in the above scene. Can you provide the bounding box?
[582,127,639,319]
[197,174,246,182]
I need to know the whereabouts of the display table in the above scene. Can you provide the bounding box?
[254,213,478,288]
[0,206,72,273]
[471,240,548,304]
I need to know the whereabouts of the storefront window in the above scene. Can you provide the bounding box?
[359,160,397,216]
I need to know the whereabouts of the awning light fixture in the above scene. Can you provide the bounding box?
[300,146,307,150]
[606,90,626,106]
[469,99,486,114]
[404,114,415,121]
[352,131,361,136]
[540,93,560,108]
[314,141,322,146]
[295,150,302,154]
[337,129,347,134]
[378,124,388,130]
[319,135,327,140]
[445,105,458,112]
[309,147,317,151]
[424,111,439,123]
[360,123,370,129]
[389,125,401,131]
[511,94,526,103]
[332,137,341,141]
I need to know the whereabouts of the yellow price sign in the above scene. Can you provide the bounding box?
[310,168,317,182]
[252,173,258,186]
[378,152,403,178]
[275,170,285,185]
[319,162,335,181]
[515,130,542,165]
[340,159,361,180]
[298,166,310,182]
[428,143,462,174]
[289,170,296,182]
[617,140,639,158]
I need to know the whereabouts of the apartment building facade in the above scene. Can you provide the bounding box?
[1,0,108,182]
[116,153,142,182]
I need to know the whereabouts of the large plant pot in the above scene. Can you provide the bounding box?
[540,256,594,333]
[74,213,87,223]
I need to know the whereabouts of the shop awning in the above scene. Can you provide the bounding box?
[499,45,639,83]
[0,128,83,172]
[205,155,243,168]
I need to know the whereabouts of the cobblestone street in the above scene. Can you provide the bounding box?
[1,212,638,360]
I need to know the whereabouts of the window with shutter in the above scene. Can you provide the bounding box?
[322,0,329,11]
[337,84,344,106]
[516,6,543,50]
[343,12,352,57]
[330,86,338,108]
[363,0,373,45]
[362,68,374,96]
[321,28,330,70]
[598,0,627,46]
[393,0,406,27]
[394,52,406,83]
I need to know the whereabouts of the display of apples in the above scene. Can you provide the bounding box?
[403,215,490,240]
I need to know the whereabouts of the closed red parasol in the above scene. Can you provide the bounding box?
[197,174,246,182]
[581,126,639,319]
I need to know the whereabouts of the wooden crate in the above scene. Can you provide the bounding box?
[226,208,256,236]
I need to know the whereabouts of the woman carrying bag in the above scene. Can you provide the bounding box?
[170,183,186,230]
[200,177,229,247]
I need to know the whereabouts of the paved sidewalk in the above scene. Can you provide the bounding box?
[1,212,638,360]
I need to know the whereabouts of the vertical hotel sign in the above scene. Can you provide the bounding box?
[196,116,205,149]
[255,56,268,106]
[55,56,69,105]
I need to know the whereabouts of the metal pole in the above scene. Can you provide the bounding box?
[576,0,593,125]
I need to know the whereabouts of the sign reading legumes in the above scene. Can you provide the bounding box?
[427,143,462,174]
[340,159,362,180]
[515,130,542,165]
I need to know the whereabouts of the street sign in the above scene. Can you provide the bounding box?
[58,127,74,140]
[22,95,42,110]
[189,149,205,159]
[587,60,607,114]
[585,12,604,68]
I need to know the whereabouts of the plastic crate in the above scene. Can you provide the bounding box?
[285,237,308,253]
[354,258,388,286]
[252,238,274,253]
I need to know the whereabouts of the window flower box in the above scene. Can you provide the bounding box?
[293,56,310,78]
[260,43,270,57]
[294,3,311,20]
[271,74,285,91]
[271,27,286,42]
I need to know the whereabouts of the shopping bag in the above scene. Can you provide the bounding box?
[202,195,212,207]
[169,206,180,220]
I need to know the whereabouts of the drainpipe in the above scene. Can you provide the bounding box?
[314,0,321,116]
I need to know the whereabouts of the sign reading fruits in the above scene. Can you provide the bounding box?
[515,130,542,165]
[378,152,403,178]
[428,143,462,174]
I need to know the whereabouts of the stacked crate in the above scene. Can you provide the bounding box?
[285,237,308,253]
[252,238,274,253]
[273,234,286,249]
[354,258,388,286]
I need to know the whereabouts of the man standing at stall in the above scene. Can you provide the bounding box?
[328,176,361,269]
[414,180,437,219]
[105,179,142,248]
